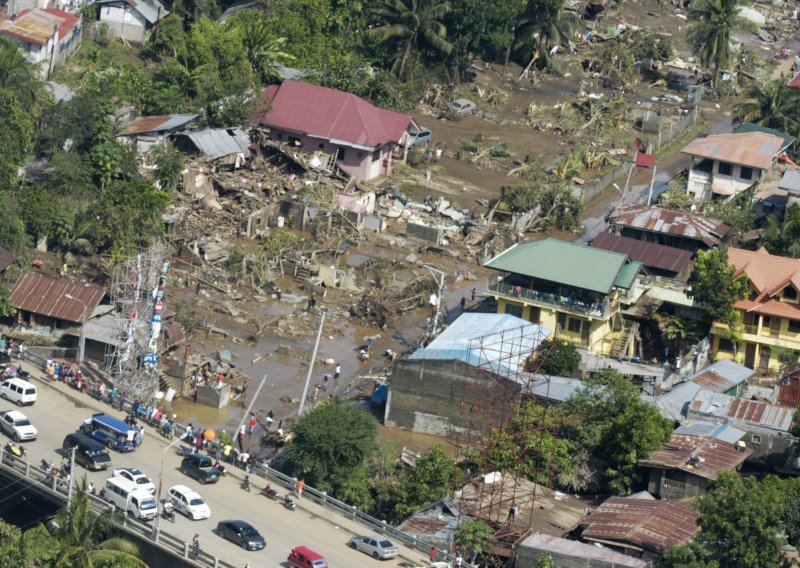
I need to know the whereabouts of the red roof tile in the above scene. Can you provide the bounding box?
[10,273,105,323]
[729,247,800,296]
[579,497,700,554]
[591,232,692,274]
[252,80,412,149]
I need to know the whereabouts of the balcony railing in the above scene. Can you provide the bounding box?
[489,281,613,318]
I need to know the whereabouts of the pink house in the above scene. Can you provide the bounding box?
[251,80,414,181]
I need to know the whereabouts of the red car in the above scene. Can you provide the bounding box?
[288,545,328,568]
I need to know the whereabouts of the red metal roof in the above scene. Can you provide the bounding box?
[252,80,412,149]
[579,497,700,554]
[691,370,737,393]
[779,375,800,409]
[1,8,79,45]
[788,72,800,89]
[609,205,730,247]
[639,434,751,481]
[10,273,105,323]
[635,152,656,168]
[591,232,691,274]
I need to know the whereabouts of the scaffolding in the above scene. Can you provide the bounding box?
[105,244,171,403]
[454,323,558,566]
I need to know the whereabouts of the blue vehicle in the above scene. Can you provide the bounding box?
[79,413,138,452]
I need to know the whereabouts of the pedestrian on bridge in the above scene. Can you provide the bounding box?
[297,479,305,499]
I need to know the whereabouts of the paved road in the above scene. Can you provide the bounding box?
[8,370,425,568]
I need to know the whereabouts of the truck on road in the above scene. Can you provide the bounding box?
[180,453,221,485]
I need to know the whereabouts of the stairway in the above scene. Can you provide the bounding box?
[611,320,639,358]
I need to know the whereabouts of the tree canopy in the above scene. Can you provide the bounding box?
[687,247,749,325]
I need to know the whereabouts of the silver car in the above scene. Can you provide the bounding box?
[348,535,399,560]
[447,98,476,118]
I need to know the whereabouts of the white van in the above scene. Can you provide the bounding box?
[0,378,37,406]
[101,477,158,520]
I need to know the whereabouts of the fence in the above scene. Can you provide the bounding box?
[653,106,699,152]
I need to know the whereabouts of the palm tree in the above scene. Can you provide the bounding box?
[517,1,581,79]
[686,0,755,89]
[0,38,41,111]
[368,0,453,79]
[734,77,800,136]
[231,10,295,84]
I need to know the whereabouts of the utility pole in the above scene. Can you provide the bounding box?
[66,446,76,506]
[423,265,445,337]
[298,312,325,416]
[233,374,268,443]
[646,165,658,206]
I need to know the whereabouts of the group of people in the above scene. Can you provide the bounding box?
[0,335,20,359]
[45,357,88,391]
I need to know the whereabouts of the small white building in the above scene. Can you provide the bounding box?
[0,8,82,78]
[681,132,786,201]
[95,0,167,43]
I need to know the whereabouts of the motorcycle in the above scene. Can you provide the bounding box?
[262,485,278,500]
[4,440,25,459]
[161,502,176,523]
[175,444,193,457]
[283,494,297,511]
[241,475,250,492]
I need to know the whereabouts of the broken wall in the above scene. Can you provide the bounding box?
[406,223,444,245]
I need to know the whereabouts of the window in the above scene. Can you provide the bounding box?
[751,435,762,445]
[557,313,567,331]
[337,147,346,161]
[372,148,381,161]
[785,287,798,300]
[718,162,732,176]
[717,338,734,352]
[318,143,324,150]
[504,303,522,317]
[740,166,753,180]
[789,320,800,333]
[568,318,582,333]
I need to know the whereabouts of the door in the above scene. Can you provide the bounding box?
[744,343,756,368]
[581,320,591,344]
[528,307,541,324]
[759,346,771,370]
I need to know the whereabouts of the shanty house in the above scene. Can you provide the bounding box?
[484,239,642,357]
[681,131,788,201]
[591,232,693,280]
[515,533,647,568]
[9,273,105,335]
[395,498,461,551]
[711,247,800,371]
[116,114,197,154]
[95,0,167,43]
[686,390,796,463]
[577,496,700,562]
[171,128,251,169]
[251,80,414,181]
[385,313,550,437]
[608,205,729,253]
[0,8,81,78]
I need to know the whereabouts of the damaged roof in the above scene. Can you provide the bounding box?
[681,132,785,170]
[688,359,754,393]
[95,0,167,23]
[579,497,700,554]
[118,114,197,136]
[609,205,730,247]
[0,8,80,46]
[10,273,105,323]
[252,80,412,150]
[689,390,795,432]
[520,533,647,568]
[175,128,251,159]
[639,434,751,480]
[591,232,692,274]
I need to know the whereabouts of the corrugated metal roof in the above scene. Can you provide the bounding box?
[654,382,703,421]
[681,132,785,170]
[176,128,251,159]
[674,421,746,444]
[639,434,751,481]
[778,375,800,409]
[579,497,700,554]
[613,260,642,289]
[591,232,692,274]
[118,114,197,136]
[735,123,795,151]
[253,80,412,149]
[689,390,795,431]
[609,205,730,247]
[10,273,105,323]
[409,313,550,375]
[779,170,800,193]
[96,0,167,23]
[0,8,79,46]
[0,245,16,272]
[527,376,587,402]
[520,533,647,568]
[688,360,754,393]
[484,238,631,295]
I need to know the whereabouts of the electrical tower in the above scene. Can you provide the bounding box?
[105,244,171,403]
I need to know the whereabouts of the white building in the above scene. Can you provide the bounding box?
[95,0,167,43]
[0,8,82,78]
[681,132,786,202]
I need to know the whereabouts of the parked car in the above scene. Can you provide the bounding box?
[112,467,156,494]
[215,519,266,550]
[180,453,220,484]
[0,410,37,442]
[446,98,476,118]
[62,432,112,471]
[400,127,432,148]
[168,484,211,520]
[348,535,400,560]
[288,545,328,568]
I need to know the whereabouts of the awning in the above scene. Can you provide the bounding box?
[712,183,736,196]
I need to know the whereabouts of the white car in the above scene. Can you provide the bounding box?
[112,468,156,494]
[168,484,211,520]
[348,535,400,560]
[0,410,37,441]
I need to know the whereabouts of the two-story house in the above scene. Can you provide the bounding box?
[711,247,800,371]
[484,239,642,356]
[0,8,81,78]
[681,131,787,202]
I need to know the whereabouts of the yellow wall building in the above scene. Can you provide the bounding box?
[484,239,642,356]
[711,247,800,372]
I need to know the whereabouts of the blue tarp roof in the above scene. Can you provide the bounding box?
[409,313,551,375]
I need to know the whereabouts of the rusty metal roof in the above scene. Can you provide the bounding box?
[779,374,800,409]
[0,245,16,272]
[639,434,751,481]
[609,205,730,247]
[688,360,754,393]
[118,114,197,136]
[591,232,692,274]
[579,497,700,554]
[0,8,79,46]
[681,132,785,170]
[689,390,795,432]
[10,273,105,323]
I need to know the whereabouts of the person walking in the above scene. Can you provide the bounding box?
[138,426,145,447]
[237,425,246,452]
[266,410,274,430]
[334,363,341,380]
[428,546,436,564]
[247,413,256,436]
[296,479,305,499]
[460,296,467,312]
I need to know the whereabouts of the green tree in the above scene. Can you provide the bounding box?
[397,445,461,518]
[686,0,755,88]
[0,91,34,189]
[0,286,15,319]
[734,78,800,138]
[150,144,185,193]
[531,338,581,377]
[760,203,800,257]
[517,0,580,78]
[369,0,454,79]
[536,552,557,568]
[688,247,748,325]
[231,10,295,84]
[454,520,494,563]
[659,541,719,568]
[286,401,378,498]
[0,37,42,112]
[446,0,527,65]
[0,518,26,565]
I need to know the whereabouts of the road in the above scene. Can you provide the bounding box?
[8,370,426,568]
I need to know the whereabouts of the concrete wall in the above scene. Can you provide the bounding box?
[100,5,148,42]
[645,468,707,499]
[385,358,521,438]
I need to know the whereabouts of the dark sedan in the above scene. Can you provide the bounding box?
[215,519,266,551]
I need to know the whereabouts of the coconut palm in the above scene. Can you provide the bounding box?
[0,38,41,111]
[733,77,800,136]
[686,0,756,88]
[517,0,581,79]
[368,0,453,79]
[231,10,294,84]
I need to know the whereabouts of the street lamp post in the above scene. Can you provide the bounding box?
[152,437,181,541]
[64,294,87,368]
